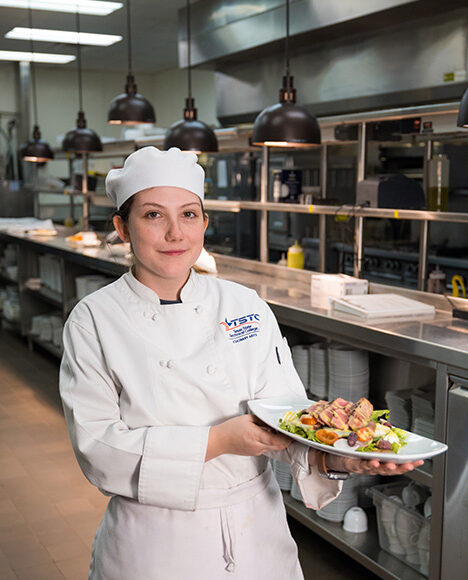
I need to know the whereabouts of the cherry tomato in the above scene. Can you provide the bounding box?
[356,426,375,442]
[315,429,339,445]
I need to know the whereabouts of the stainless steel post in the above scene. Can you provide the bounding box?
[17,62,31,184]
[68,157,75,223]
[354,123,367,277]
[357,122,367,183]
[319,144,327,272]
[260,146,269,263]
[354,216,364,278]
[418,219,429,291]
[423,139,433,199]
[81,154,89,231]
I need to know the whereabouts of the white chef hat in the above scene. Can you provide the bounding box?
[105,146,205,209]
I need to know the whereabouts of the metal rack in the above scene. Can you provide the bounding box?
[41,101,468,291]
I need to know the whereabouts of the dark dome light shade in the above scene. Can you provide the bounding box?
[21,125,54,162]
[252,102,321,147]
[62,111,103,153]
[252,76,321,147]
[163,98,218,152]
[108,75,155,125]
[457,87,468,128]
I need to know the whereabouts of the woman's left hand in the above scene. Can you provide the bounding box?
[315,450,424,476]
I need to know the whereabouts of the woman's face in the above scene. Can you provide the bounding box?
[113,186,208,283]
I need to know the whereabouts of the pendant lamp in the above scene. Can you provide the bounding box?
[457,87,468,127]
[63,10,102,153]
[163,0,217,152]
[20,4,54,162]
[252,0,320,147]
[107,0,155,125]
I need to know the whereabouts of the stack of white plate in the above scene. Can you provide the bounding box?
[39,255,62,295]
[292,345,310,388]
[328,344,369,401]
[308,343,328,400]
[385,389,412,430]
[272,459,292,491]
[411,389,435,438]
[413,417,434,439]
[316,475,360,522]
[290,479,302,502]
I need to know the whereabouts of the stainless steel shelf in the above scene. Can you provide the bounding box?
[0,314,21,332]
[0,271,18,285]
[283,492,426,580]
[202,199,468,224]
[28,334,62,358]
[407,463,432,487]
[24,286,63,309]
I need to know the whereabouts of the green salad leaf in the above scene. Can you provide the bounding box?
[280,421,322,443]
[370,409,390,422]
[392,427,408,447]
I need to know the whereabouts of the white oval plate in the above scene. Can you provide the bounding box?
[248,396,447,464]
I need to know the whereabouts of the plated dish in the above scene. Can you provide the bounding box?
[248,396,447,464]
[65,233,101,247]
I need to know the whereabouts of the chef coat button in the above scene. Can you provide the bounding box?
[143,311,152,319]
[167,360,175,369]
[207,364,217,375]
[195,305,202,314]
[151,313,158,321]
[159,360,166,367]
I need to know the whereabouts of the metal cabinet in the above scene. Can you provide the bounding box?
[440,380,468,578]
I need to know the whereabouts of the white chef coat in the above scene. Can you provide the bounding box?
[59,268,341,580]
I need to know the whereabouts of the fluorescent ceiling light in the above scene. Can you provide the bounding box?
[6,27,122,46]
[0,1,122,16]
[0,50,75,63]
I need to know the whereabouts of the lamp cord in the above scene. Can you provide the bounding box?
[27,2,38,126]
[285,0,290,77]
[127,0,133,76]
[187,0,192,99]
[75,10,84,112]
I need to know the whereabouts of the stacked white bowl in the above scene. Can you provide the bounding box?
[328,343,369,401]
[272,459,293,491]
[291,345,310,388]
[385,389,412,430]
[316,475,360,522]
[308,342,328,400]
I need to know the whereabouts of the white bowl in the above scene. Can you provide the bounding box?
[343,506,368,533]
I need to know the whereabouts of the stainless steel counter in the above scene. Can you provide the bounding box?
[2,229,468,374]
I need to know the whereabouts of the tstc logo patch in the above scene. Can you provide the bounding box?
[220,313,260,344]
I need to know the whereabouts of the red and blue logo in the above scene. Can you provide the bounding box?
[220,313,260,344]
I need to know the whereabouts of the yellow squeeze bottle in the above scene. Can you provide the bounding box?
[287,241,304,269]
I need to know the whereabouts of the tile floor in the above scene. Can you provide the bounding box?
[0,327,376,580]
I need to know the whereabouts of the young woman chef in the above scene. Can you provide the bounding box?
[59,146,422,580]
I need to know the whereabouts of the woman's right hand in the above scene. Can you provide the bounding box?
[205,414,291,462]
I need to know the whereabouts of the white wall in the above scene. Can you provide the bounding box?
[0,63,16,113]
[151,67,219,128]
[0,62,218,145]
